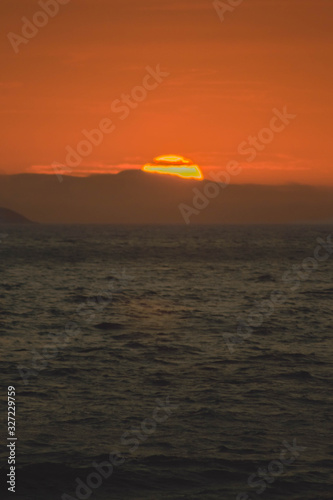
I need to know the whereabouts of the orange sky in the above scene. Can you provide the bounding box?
[1,0,332,185]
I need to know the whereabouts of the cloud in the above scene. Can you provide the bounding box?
[28,163,143,177]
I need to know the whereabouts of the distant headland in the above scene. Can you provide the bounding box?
[0,207,34,224]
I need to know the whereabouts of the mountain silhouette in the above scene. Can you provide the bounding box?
[0,171,333,224]
[0,206,34,224]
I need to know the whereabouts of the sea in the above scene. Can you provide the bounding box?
[0,225,332,499]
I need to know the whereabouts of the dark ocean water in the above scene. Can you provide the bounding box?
[0,225,332,500]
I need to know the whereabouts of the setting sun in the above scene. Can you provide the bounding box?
[142,155,203,180]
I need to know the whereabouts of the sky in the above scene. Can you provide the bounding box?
[1,0,332,185]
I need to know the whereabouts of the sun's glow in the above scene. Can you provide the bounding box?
[142,155,203,180]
